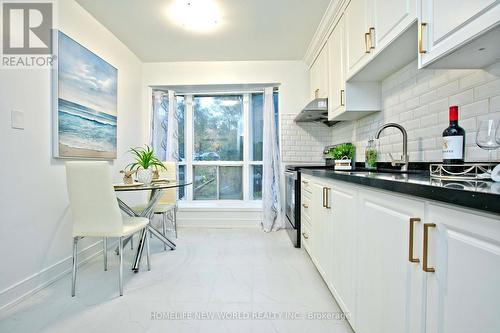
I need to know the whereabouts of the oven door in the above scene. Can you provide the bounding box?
[284,171,297,227]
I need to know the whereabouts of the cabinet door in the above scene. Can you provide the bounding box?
[373,0,416,51]
[345,0,372,77]
[310,182,325,273]
[313,182,331,279]
[328,15,345,120]
[310,46,329,99]
[356,188,424,333]
[425,204,500,333]
[328,181,357,327]
[419,0,500,67]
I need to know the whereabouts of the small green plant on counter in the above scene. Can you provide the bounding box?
[329,143,355,160]
[366,149,378,168]
[126,145,166,171]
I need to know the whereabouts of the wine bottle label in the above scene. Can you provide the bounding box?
[442,136,464,159]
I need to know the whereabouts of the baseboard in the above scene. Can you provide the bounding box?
[176,207,262,228]
[0,239,106,311]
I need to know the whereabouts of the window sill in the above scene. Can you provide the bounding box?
[178,200,263,211]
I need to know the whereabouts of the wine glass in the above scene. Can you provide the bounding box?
[476,119,500,173]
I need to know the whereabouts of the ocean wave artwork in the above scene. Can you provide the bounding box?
[54,31,118,159]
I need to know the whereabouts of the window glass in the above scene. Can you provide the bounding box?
[219,166,243,200]
[193,95,243,161]
[251,165,263,200]
[178,165,186,200]
[193,166,217,200]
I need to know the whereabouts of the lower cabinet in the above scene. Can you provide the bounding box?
[356,188,424,333]
[301,175,500,333]
[424,204,500,333]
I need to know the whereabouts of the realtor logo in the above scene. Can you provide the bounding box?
[2,2,52,54]
[1,1,55,68]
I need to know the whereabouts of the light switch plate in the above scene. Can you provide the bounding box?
[11,109,24,130]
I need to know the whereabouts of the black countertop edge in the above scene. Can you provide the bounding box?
[300,169,500,216]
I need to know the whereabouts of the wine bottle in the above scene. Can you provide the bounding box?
[442,105,465,164]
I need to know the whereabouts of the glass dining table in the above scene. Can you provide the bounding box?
[114,180,192,272]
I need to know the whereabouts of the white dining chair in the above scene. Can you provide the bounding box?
[133,161,178,249]
[65,161,150,297]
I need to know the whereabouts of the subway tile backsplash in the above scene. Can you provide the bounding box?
[330,60,500,163]
[280,114,333,162]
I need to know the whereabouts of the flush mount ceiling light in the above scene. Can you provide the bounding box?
[169,0,221,32]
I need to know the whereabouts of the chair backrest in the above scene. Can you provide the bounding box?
[65,161,123,237]
[158,161,177,205]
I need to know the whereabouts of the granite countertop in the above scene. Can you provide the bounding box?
[300,168,500,215]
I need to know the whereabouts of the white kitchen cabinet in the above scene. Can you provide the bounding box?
[327,14,345,119]
[373,0,416,52]
[309,45,329,100]
[328,180,357,328]
[327,13,381,121]
[310,181,331,279]
[356,188,424,333]
[424,204,500,333]
[344,0,372,78]
[419,0,500,68]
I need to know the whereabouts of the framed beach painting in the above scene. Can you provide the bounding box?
[53,31,117,159]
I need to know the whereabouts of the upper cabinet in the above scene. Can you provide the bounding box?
[373,0,416,52]
[327,15,345,119]
[418,0,500,68]
[344,0,372,77]
[309,45,329,100]
[345,0,416,79]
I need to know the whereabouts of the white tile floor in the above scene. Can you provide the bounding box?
[0,228,354,333]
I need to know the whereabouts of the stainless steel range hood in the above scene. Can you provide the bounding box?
[294,98,338,126]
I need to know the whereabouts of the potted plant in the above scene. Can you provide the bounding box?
[126,145,166,184]
[329,143,355,170]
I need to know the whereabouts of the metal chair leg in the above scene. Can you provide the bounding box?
[103,237,107,271]
[145,228,151,271]
[173,207,178,239]
[162,213,167,251]
[118,237,123,296]
[71,237,78,297]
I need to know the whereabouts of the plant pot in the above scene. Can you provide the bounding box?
[136,168,153,184]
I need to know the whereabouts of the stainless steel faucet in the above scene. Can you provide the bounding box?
[375,123,409,171]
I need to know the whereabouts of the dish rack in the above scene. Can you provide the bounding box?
[429,163,496,180]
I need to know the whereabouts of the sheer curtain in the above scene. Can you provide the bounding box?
[151,90,178,162]
[261,87,283,232]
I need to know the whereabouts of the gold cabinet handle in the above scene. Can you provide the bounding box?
[322,187,326,207]
[340,89,345,106]
[409,218,420,263]
[302,203,309,208]
[325,188,331,209]
[314,88,320,99]
[418,22,427,54]
[302,232,309,240]
[364,32,371,53]
[302,180,309,184]
[369,27,375,49]
[423,223,436,272]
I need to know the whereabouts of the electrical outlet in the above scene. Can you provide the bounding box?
[11,110,24,130]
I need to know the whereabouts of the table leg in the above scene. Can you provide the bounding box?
[149,225,176,250]
[117,189,177,272]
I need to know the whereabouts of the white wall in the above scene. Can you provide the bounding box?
[142,60,310,139]
[331,60,500,163]
[0,0,144,309]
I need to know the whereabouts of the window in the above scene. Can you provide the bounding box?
[153,90,278,202]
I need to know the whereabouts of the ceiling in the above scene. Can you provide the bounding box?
[76,0,330,62]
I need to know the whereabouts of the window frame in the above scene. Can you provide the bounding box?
[176,92,272,203]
